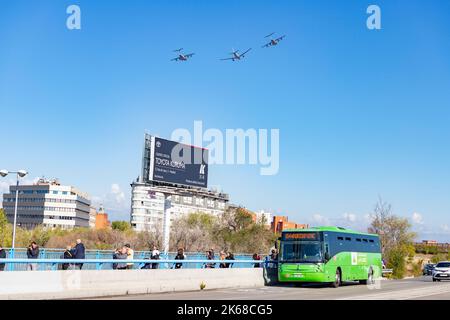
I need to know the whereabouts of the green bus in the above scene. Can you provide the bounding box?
[278,226,382,288]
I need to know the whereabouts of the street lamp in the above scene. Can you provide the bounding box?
[0,169,28,257]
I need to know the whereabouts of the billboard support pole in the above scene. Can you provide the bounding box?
[163,195,172,266]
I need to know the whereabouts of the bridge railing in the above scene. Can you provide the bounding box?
[1,248,257,271]
[0,258,271,271]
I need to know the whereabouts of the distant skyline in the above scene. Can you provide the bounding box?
[1,0,450,241]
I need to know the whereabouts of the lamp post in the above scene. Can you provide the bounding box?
[0,169,28,257]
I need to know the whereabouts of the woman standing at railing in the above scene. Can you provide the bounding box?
[62,246,73,270]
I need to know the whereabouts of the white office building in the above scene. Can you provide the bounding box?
[130,182,229,232]
[255,210,272,226]
[2,178,92,229]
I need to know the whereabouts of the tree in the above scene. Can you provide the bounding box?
[368,197,416,278]
[111,221,132,232]
[0,209,12,247]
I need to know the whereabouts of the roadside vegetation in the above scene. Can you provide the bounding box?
[367,197,417,279]
[0,208,276,254]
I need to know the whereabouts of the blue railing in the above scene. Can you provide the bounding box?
[0,258,271,271]
[0,248,271,271]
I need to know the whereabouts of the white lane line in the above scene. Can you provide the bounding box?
[338,283,450,300]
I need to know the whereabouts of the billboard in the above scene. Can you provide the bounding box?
[146,136,208,188]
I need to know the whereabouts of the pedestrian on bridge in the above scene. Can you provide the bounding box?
[205,249,215,268]
[113,247,128,270]
[219,251,227,268]
[150,245,160,269]
[174,248,186,269]
[0,245,6,271]
[71,239,85,270]
[125,244,134,270]
[61,245,73,270]
[26,241,39,271]
[252,253,262,268]
[225,252,235,268]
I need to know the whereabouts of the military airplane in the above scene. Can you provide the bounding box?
[261,33,286,48]
[171,48,195,61]
[220,48,252,61]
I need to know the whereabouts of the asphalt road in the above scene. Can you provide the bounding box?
[96,276,450,300]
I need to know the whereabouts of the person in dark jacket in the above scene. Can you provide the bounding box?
[225,252,235,268]
[27,241,39,271]
[113,247,128,270]
[0,245,6,271]
[174,248,186,269]
[205,249,215,268]
[252,253,262,268]
[71,239,85,270]
[62,245,73,270]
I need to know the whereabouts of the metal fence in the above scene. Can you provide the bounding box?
[0,248,264,271]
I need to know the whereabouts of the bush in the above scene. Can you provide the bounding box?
[387,246,408,279]
[431,253,447,264]
[411,259,423,277]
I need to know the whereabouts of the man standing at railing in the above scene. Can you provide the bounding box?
[174,248,186,269]
[26,241,39,271]
[71,239,85,270]
[0,245,6,271]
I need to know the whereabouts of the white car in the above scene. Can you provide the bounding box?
[432,261,450,282]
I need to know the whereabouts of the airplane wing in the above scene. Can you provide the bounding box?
[261,42,272,48]
[276,35,286,41]
[220,57,234,61]
[185,53,195,58]
[171,57,180,61]
[240,48,252,57]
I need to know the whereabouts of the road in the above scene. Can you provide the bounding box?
[95,276,450,300]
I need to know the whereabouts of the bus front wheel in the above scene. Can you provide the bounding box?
[331,268,341,288]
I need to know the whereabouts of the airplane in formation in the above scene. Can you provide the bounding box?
[171,48,195,62]
[220,48,252,61]
[171,32,285,62]
[261,32,286,48]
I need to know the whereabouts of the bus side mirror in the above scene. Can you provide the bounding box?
[324,252,331,261]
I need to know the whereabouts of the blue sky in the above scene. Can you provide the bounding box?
[1,0,449,241]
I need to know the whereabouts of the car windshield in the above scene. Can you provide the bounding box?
[436,262,450,268]
[281,241,323,263]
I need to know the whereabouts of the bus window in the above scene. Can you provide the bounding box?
[281,241,323,263]
[356,238,362,242]
[363,239,368,243]
[337,237,344,241]
[345,237,351,241]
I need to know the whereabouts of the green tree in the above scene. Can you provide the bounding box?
[368,197,416,279]
[111,221,132,232]
[0,209,12,247]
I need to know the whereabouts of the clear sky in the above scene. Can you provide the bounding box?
[1,0,449,241]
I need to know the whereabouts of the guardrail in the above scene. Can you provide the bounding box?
[0,258,270,271]
[382,268,393,275]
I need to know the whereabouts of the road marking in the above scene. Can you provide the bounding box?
[338,283,450,300]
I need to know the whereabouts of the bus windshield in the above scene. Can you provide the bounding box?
[281,241,323,263]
